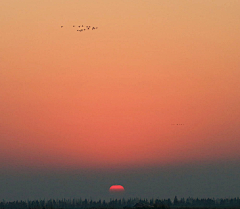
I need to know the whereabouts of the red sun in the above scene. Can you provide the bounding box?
[109,185,125,193]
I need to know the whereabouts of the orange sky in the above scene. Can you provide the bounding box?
[1,0,240,171]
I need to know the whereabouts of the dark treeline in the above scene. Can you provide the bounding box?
[1,197,240,209]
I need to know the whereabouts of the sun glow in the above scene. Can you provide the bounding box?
[109,185,125,193]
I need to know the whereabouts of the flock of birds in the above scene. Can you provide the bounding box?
[60,24,185,128]
[61,25,98,33]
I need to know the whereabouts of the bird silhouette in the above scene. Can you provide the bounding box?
[61,24,98,33]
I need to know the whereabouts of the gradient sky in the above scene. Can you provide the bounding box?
[1,0,240,201]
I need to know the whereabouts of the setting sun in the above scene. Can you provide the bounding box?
[109,185,125,193]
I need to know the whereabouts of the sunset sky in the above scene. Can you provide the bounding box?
[1,0,240,201]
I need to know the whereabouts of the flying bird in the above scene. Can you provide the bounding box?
[61,24,98,34]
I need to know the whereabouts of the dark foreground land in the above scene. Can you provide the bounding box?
[1,197,240,209]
